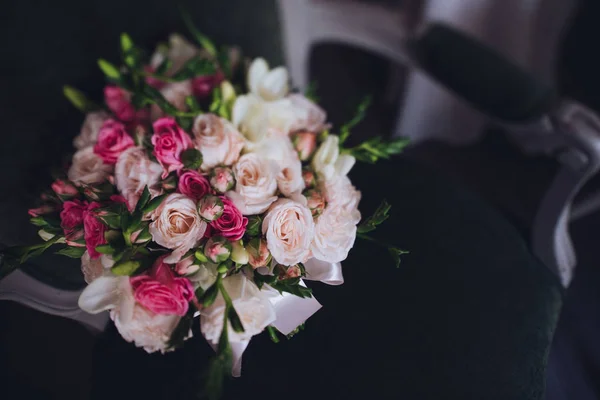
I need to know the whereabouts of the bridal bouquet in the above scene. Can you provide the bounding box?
[0,16,407,399]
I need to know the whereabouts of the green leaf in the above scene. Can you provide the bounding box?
[155,58,173,76]
[30,216,60,228]
[142,193,168,214]
[388,247,409,268]
[267,326,280,343]
[142,85,179,115]
[98,59,121,79]
[97,214,121,230]
[339,96,372,144]
[227,306,245,333]
[19,236,62,264]
[181,148,203,170]
[111,260,141,276]
[177,116,194,132]
[136,186,151,212]
[180,7,218,57]
[120,33,133,53]
[167,305,195,350]
[171,57,216,81]
[346,136,410,164]
[63,85,99,113]
[269,279,313,298]
[185,95,201,113]
[357,199,392,234]
[304,81,319,103]
[95,244,115,255]
[55,246,87,258]
[202,283,219,308]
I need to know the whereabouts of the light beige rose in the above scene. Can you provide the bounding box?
[149,193,207,263]
[192,113,245,170]
[74,111,110,149]
[288,94,328,133]
[250,136,304,197]
[310,204,359,263]
[226,153,278,215]
[68,146,113,185]
[262,198,315,266]
[115,147,163,209]
[150,80,193,121]
[80,251,114,284]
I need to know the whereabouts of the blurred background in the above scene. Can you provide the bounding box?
[1,0,600,398]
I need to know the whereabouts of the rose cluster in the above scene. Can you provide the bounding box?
[27,35,364,368]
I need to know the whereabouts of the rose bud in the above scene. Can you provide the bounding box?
[204,236,232,264]
[302,169,316,189]
[231,240,249,265]
[279,264,302,280]
[28,205,55,217]
[176,255,200,275]
[209,167,236,194]
[247,238,271,269]
[304,189,326,217]
[51,179,79,199]
[161,175,178,191]
[293,131,317,161]
[198,195,224,221]
[82,181,114,202]
[245,215,262,237]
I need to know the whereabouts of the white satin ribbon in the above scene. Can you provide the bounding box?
[303,258,344,285]
[263,282,322,335]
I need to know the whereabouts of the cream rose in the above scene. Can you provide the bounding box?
[112,294,181,354]
[226,153,278,215]
[115,147,163,209]
[322,175,362,217]
[288,94,328,133]
[262,198,315,266]
[251,136,304,197]
[192,113,245,170]
[74,111,110,149]
[311,135,356,180]
[68,146,113,185]
[150,80,193,121]
[149,193,207,263]
[201,274,276,344]
[310,204,359,263]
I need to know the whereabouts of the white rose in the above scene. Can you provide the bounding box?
[68,146,113,185]
[311,135,356,180]
[73,111,110,149]
[231,94,299,147]
[150,80,193,121]
[226,153,278,215]
[80,251,114,284]
[247,58,289,101]
[262,198,315,266]
[201,273,276,344]
[250,136,305,197]
[149,193,207,263]
[115,147,163,209]
[288,94,328,133]
[112,296,181,354]
[321,175,362,217]
[192,113,245,170]
[311,204,359,263]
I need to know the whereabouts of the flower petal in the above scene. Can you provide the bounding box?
[248,58,269,95]
[259,66,289,101]
[78,275,129,314]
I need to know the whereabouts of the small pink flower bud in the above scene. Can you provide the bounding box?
[51,179,78,198]
[283,265,302,279]
[176,255,200,275]
[203,236,232,264]
[293,131,317,161]
[28,205,55,217]
[304,189,326,217]
[247,238,271,269]
[198,195,224,221]
[209,167,236,194]
[302,169,316,189]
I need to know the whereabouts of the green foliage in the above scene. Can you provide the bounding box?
[254,273,313,298]
[171,56,216,81]
[180,6,218,58]
[55,246,87,258]
[345,136,410,164]
[181,148,203,170]
[339,96,371,144]
[168,305,196,350]
[111,260,142,276]
[63,85,100,113]
[305,81,319,103]
[98,59,121,79]
[357,199,391,234]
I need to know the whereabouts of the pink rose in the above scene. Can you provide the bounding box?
[203,236,232,264]
[130,255,195,316]
[84,202,108,259]
[104,85,136,122]
[115,147,163,210]
[209,167,235,194]
[144,65,166,89]
[51,179,78,198]
[210,196,247,241]
[247,238,271,268]
[191,71,224,98]
[192,114,245,171]
[93,119,135,164]
[197,195,224,222]
[177,170,211,200]
[60,200,87,244]
[151,118,193,178]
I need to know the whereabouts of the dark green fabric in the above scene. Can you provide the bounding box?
[92,158,562,400]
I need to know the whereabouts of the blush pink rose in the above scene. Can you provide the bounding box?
[177,170,212,200]
[144,65,166,89]
[151,118,193,178]
[210,196,248,241]
[29,205,55,217]
[93,119,135,164]
[60,200,87,244]
[130,255,195,316]
[51,179,78,197]
[104,85,137,122]
[191,71,224,98]
[83,202,108,259]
